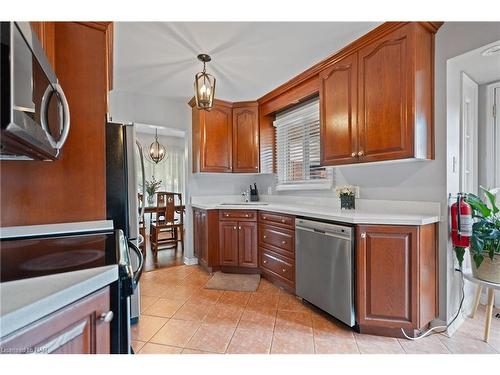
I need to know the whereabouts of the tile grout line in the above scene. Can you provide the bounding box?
[224,291,252,354]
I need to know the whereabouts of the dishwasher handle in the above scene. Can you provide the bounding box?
[296,225,352,241]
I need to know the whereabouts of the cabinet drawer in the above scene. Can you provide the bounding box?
[259,224,294,256]
[260,249,294,282]
[259,211,295,229]
[219,210,256,221]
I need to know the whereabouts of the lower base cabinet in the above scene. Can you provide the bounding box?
[193,208,219,272]
[219,210,258,268]
[355,224,438,337]
[0,287,112,354]
[193,208,438,338]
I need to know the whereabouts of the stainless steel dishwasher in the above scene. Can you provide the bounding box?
[295,218,355,327]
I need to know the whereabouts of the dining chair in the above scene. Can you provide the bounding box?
[150,192,184,255]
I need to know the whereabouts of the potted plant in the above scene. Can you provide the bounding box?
[145,177,162,205]
[454,187,500,283]
[335,185,356,210]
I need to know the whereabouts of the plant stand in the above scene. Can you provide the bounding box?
[464,270,500,342]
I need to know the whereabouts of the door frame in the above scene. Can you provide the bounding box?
[485,81,500,189]
[460,72,479,194]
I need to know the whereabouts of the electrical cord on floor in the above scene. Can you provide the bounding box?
[401,267,465,340]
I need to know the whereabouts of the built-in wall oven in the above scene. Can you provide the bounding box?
[0,22,70,160]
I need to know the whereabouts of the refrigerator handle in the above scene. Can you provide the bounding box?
[128,240,144,287]
[136,140,146,220]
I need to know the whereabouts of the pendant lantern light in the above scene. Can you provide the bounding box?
[149,129,166,164]
[194,54,216,111]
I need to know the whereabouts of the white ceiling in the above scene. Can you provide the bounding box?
[451,39,500,84]
[113,22,381,102]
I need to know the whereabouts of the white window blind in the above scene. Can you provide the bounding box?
[273,98,332,190]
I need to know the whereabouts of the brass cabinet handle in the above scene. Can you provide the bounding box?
[245,214,249,217]
[100,311,114,323]
[263,216,267,219]
[358,150,364,157]
[361,233,366,239]
[225,213,229,217]
[282,241,286,245]
[263,235,267,239]
[239,226,242,230]
[282,268,286,273]
[233,226,237,230]
[351,152,356,157]
[281,219,285,223]
[263,260,267,264]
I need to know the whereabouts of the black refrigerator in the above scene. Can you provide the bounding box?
[106,122,146,327]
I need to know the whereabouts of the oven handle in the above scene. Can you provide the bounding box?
[40,83,71,153]
[127,240,144,287]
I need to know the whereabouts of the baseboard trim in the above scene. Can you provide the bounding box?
[184,256,199,266]
[443,313,467,337]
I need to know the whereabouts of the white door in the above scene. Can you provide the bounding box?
[460,73,479,194]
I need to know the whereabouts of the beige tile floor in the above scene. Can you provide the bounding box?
[132,264,500,354]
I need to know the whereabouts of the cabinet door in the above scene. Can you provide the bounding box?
[238,222,258,268]
[357,25,414,162]
[219,221,239,266]
[320,53,358,165]
[356,225,418,329]
[200,104,233,172]
[232,105,259,172]
[0,287,111,354]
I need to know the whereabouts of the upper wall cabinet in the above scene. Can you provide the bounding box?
[320,53,358,165]
[190,99,259,173]
[233,103,259,173]
[320,23,437,166]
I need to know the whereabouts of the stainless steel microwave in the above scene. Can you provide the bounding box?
[0,22,70,160]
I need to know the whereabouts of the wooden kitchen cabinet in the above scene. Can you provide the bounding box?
[193,208,219,272]
[219,210,258,268]
[232,103,259,173]
[355,224,438,337]
[1,22,113,227]
[320,53,358,165]
[0,287,111,354]
[238,222,258,268]
[219,221,240,266]
[191,99,233,173]
[190,99,259,173]
[320,23,437,166]
[258,211,296,291]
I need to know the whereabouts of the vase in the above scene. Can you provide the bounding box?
[147,194,155,206]
[340,195,355,210]
[471,252,500,284]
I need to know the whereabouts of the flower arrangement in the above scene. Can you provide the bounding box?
[144,177,162,204]
[335,185,356,210]
[335,185,356,197]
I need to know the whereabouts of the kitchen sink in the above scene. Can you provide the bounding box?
[220,202,269,206]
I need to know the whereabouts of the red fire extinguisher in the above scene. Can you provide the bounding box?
[450,193,473,248]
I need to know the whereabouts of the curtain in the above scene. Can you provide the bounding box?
[137,143,185,195]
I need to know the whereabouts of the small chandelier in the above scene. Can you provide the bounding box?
[148,129,166,164]
[194,54,216,111]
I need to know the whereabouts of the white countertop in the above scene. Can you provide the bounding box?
[0,265,118,339]
[191,196,440,226]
